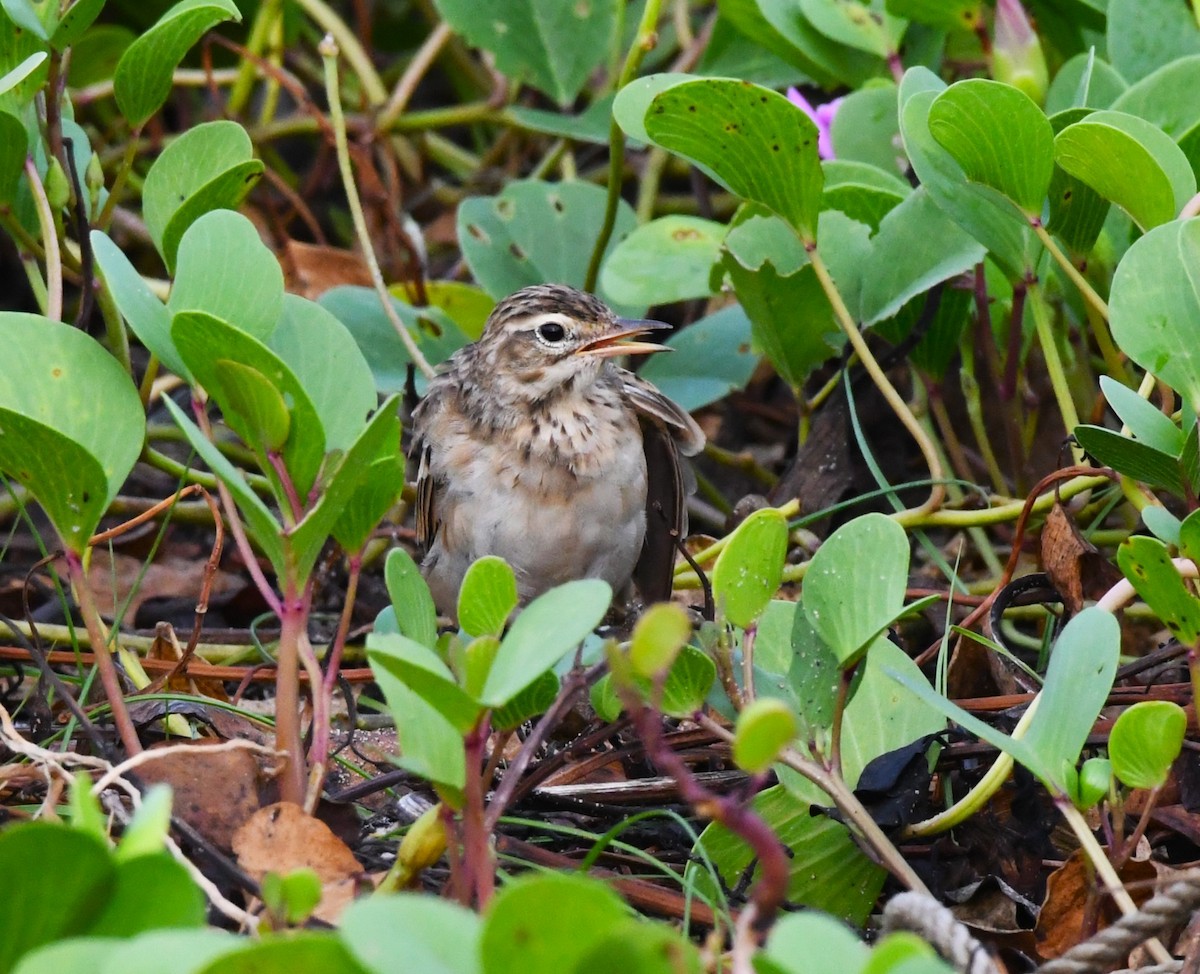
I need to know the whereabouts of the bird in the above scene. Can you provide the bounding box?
[410,283,705,617]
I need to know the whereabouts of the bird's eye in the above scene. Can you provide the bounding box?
[537,321,567,343]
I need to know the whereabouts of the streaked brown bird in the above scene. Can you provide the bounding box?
[410,283,705,615]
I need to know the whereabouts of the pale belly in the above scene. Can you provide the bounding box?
[422,430,648,610]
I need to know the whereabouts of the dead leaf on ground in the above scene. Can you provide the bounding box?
[281,240,372,299]
[139,741,276,851]
[85,549,241,626]
[233,801,366,924]
[1035,851,1156,959]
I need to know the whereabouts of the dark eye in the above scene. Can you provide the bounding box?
[537,321,567,343]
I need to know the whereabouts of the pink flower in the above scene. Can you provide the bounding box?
[787,87,845,160]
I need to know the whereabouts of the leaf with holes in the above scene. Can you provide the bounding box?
[457,180,641,317]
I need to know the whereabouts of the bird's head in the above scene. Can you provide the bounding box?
[473,284,669,401]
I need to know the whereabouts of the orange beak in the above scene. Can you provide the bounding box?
[574,319,672,359]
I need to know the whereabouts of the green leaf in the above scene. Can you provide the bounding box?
[1045,51,1126,116]
[91,230,180,376]
[637,304,759,412]
[859,186,986,324]
[213,360,290,452]
[331,454,405,554]
[319,287,471,395]
[1073,425,1184,493]
[660,644,716,718]
[744,0,884,88]
[367,643,466,794]
[457,556,518,639]
[431,0,617,107]
[798,0,902,57]
[480,874,626,974]
[1054,111,1196,231]
[457,179,641,316]
[340,893,481,974]
[1109,700,1187,790]
[1046,109,1112,256]
[385,548,439,649]
[1066,757,1113,811]
[1108,219,1200,412]
[733,697,799,773]
[712,508,788,628]
[168,210,284,345]
[0,108,26,202]
[480,579,610,707]
[928,79,1054,215]
[88,854,205,936]
[761,910,870,974]
[1100,375,1184,455]
[1118,535,1200,644]
[600,216,725,306]
[66,26,134,88]
[161,396,286,579]
[887,608,1119,790]
[885,0,979,32]
[0,314,144,552]
[367,632,481,733]
[492,669,559,732]
[0,51,47,99]
[172,311,325,500]
[113,0,242,129]
[269,295,378,453]
[261,869,321,927]
[287,400,401,585]
[116,784,172,861]
[1144,505,1183,546]
[51,0,107,50]
[508,96,614,145]
[898,68,1039,279]
[803,513,909,666]
[142,120,263,273]
[575,919,703,974]
[1110,55,1200,139]
[629,602,692,678]
[1107,0,1200,85]
[0,823,113,972]
[193,933,369,974]
[1178,507,1200,567]
[642,78,824,240]
[1,0,49,39]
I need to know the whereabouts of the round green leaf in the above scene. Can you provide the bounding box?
[87,853,206,936]
[492,668,559,731]
[1109,700,1187,790]
[637,304,759,412]
[1068,757,1112,811]
[660,644,717,718]
[644,78,825,240]
[1054,110,1196,231]
[629,602,692,678]
[480,579,611,707]
[798,0,900,57]
[457,180,641,316]
[0,314,144,552]
[0,823,114,971]
[114,0,242,129]
[1107,0,1200,85]
[50,0,106,49]
[432,0,617,107]
[830,85,906,175]
[928,78,1055,215]
[1109,219,1200,412]
[213,360,290,452]
[575,919,703,974]
[733,697,799,773]
[712,507,788,628]
[341,893,481,974]
[600,216,726,306]
[168,210,284,344]
[803,512,909,666]
[457,556,518,638]
[480,873,626,974]
[193,934,369,974]
[142,120,262,273]
[384,547,439,649]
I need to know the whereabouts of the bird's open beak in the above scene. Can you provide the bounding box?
[574,318,673,359]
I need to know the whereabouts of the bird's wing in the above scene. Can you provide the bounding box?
[621,371,705,456]
[410,398,440,551]
[622,371,706,603]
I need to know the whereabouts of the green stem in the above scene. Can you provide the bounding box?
[96,136,138,232]
[292,0,387,105]
[584,0,663,292]
[320,38,435,378]
[24,158,61,321]
[1032,222,1109,321]
[227,0,281,116]
[807,246,946,518]
[1027,280,1083,459]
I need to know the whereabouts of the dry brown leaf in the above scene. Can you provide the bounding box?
[85,549,241,626]
[233,801,365,924]
[1035,850,1156,959]
[139,742,273,851]
[281,240,372,299]
[1040,502,1122,615]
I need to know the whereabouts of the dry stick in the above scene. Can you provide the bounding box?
[378,21,453,130]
